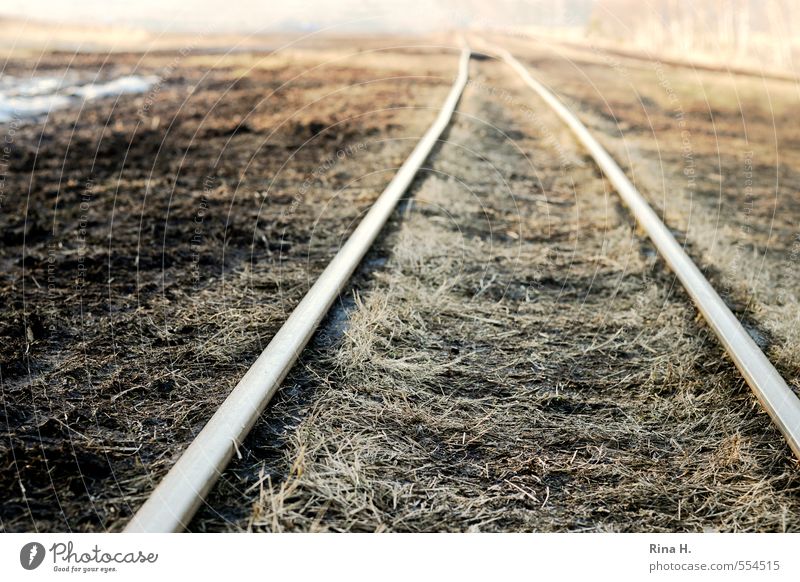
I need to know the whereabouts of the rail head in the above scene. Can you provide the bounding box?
[476,37,800,462]
[124,45,472,533]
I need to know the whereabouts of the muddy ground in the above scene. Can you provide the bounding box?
[2,36,799,532]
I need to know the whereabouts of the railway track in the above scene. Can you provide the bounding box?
[125,41,800,533]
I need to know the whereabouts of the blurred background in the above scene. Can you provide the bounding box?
[1,1,799,73]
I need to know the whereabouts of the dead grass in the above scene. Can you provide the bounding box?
[216,58,800,532]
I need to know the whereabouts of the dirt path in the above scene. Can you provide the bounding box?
[192,56,800,532]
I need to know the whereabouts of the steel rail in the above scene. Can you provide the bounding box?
[125,45,472,532]
[477,38,800,460]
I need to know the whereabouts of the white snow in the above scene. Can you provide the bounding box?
[0,74,158,123]
[67,75,159,100]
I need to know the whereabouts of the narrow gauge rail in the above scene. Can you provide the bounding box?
[127,40,800,533]
[125,45,472,533]
[474,37,800,461]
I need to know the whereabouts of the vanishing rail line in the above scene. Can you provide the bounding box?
[125,45,471,533]
[127,41,800,533]
[473,37,800,459]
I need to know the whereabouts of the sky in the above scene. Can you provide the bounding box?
[0,0,593,33]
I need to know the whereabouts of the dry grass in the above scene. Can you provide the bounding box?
[204,58,800,532]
